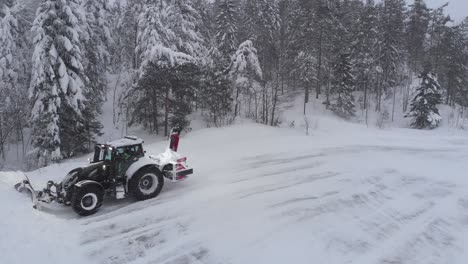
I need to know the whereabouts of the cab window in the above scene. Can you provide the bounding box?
[115,145,143,160]
[104,148,113,161]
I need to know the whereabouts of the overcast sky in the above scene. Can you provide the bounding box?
[415,0,467,22]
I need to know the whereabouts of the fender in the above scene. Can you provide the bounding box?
[125,156,160,181]
[74,180,104,192]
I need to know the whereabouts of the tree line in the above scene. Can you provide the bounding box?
[0,0,467,168]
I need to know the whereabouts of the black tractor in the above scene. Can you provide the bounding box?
[15,136,193,216]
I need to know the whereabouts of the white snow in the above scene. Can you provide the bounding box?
[106,137,144,148]
[1,116,468,264]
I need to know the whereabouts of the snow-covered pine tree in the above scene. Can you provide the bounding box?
[375,0,406,111]
[132,0,202,136]
[240,0,280,80]
[136,1,191,73]
[111,0,144,70]
[81,0,111,148]
[129,61,201,136]
[330,52,356,119]
[438,25,468,106]
[214,0,238,66]
[0,1,19,159]
[427,3,451,72]
[352,0,378,112]
[167,62,201,131]
[0,1,33,163]
[406,70,442,129]
[198,68,233,127]
[84,0,112,63]
[0,1,18,89]
[166,0,207,63]
[29,0,88,166]
[406,0,430,72]
[229,40,263,118]
[453,20,468,109]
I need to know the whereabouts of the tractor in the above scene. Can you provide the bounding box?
[15,134,193,216]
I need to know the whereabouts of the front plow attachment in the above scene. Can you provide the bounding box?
[14,174,40,208]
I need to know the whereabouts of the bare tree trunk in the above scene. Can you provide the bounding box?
[463,107,466,128]
[254,92,258,121]
[325,64,331,109]
[304,81,309,115]
[113,72,122,126]
[363,79,368,110]
[0,117,4,161]
[265,83,269,125]
[164,87,169,137]
[391,86,396,122]
[316,26,323,99]
[403,72,411,113]
[262,86,266,123]
[271,79,279,126]
[365,99,369,126]
[133,23,139,70]
[234,86,240,118]
[375,75,381,112]
[281,70,284,95]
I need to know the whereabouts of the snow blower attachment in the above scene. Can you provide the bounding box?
[14,132,193,216]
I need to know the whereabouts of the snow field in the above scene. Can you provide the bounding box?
[1,119,468,264]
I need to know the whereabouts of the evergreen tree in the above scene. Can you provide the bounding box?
[82,0,110,147]
[406,70,442,129]
[166,0,207,62]
[330,52,356,119]
[111,0,144,70]
[229,40,263,118]
[240,0,280,80]
[0,1,32,162]
[0,1,18,90]
[438,25,468,105]
[136,1,191,73]
[29,0,88,165]
[288,0,318,110]
[375,0,406,111]
[129,61,200,135]
[427,3,451,70]
[128,62,168,134]
[0,1,20,159]
[406,0,430,72]
[214,0,238,65]
[198,68,233,127]
[352,0,378,111]
[167,63,201,130]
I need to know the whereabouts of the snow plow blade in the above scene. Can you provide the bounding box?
[14,175,39,209]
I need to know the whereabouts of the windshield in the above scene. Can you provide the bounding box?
[93,145,112,162]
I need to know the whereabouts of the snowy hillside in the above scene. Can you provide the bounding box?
[1,120,468,264]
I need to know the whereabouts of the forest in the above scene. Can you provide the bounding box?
[0,0,467,168]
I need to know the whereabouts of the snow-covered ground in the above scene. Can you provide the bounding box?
[1,117,468,264]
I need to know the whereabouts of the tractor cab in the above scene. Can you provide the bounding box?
[92,136,145,179]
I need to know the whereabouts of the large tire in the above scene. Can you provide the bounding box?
[71,184,104,216]
[129,166,164,201]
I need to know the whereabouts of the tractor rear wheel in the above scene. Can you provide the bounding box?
[129,167,164,201]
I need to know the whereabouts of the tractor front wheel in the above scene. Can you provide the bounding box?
[71,184,104,216]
